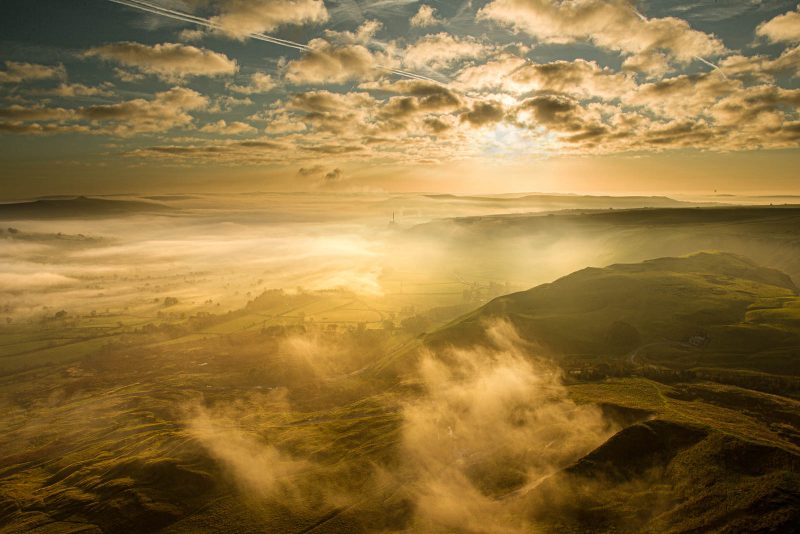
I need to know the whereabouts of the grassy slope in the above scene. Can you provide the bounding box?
[420,252,800,532]
[426,252,800,375]
[2,252,800,532]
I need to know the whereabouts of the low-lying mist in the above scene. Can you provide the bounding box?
[3,193,799,532]
[400,319,615,532]
[181,320,615,532]
[7,192,789,325]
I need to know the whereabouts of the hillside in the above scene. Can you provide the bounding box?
[0,196,172,219]
[406,206,800,285]
[524,417,800,533]
[417,253,800,531]
[426,252,800,375]
[2,252,799,533]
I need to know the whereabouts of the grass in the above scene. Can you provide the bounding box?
[428,252,800,376]
[2,251,800,533]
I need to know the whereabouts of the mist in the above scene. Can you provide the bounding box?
[173,319,615,533]
[2,192,799,532]
[400,320,614,532]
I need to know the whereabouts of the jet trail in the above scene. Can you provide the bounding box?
[695,55,728,79]
[108,0,311,50]
[628,5,726,79]
[106,0,445,84]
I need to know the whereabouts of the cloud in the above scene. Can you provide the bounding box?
[263,113,307,134]
[0,61,65,84]
[710,85,800,128]
[478,0,725,62]
[368,80,462,110]
[131,138,292,163]
[41,83,115,98]
[199,119,257,135]
[209,95,254,113]
[178,28,206,42]
[324,168,343,182]
[297,165,326,177]
[208,0,328,39]
[113,67,146,83]
[628,71,740,118]
[460,100,506,127]
[756,5,800,43]
[284,39,383,85]
[518,94,598,132]
[621,50,672,77]
[323,19,383,45]
[718,46,800,81]
[289,90,376,114]
[79,87,208,135]
[410,5,443,28]
[404,33,488,70]
[84,42,238,81]
[227,72,276,94]
[0,105,74,121]
[279,89,406,140]
[507,58,636,99]
[423,115,455,134]
[0,122,91,135]
[512,95,616,147]
[0,87,210,136]
[454,55,528,92]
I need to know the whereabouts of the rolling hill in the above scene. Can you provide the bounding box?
[2,252,799,533]
[426,252,800,376]
[0,196,173,219]
[418,252,800,532]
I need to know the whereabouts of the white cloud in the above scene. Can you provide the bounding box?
[478,0,725,62]
[0,61,65,84]
[44,83,115,98]
[757,5,800,43]
[78,87,209,135]
[84,42,238,81]
[285,39,383,85]
[404,33,488,70]
[209,0,328,39]
[410,5,443,28]
[324,20,383,45]
[227,72,276,94]
[200,119,257,135]
[508,59,636,99]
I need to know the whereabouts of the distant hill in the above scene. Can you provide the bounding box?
[0,196,173,219]
[412,205,800,232]
[407,205,800,300]
[422,193,700,210]
[426,252,800,375]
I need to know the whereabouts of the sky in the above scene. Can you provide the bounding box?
[0,0,799,198]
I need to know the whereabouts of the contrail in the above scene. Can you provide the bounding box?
[105,0,445,84]
[626,5,727,79]
[694,55,728,79]
[108,0,311,50]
